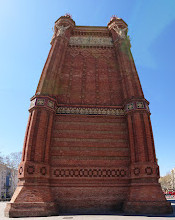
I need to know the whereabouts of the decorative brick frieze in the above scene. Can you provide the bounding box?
[125,100,150,113]
[56,106,124,116]
[52,167,128,178]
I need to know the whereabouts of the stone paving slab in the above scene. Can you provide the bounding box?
[0,199,175,220]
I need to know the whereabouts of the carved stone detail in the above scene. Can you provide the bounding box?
[69,36,113,47]
[125,101,150,113]
[127,103,134,110]
[56,106,124,116]
[47,100,54,108]
[56,25,70,37]
[51,23,70,44]
[36,99,45,106]
[29,97,56,111]
[136,101,144,109]
[111,24,128,39]
[30,99,36,108]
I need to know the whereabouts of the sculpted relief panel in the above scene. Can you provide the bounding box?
[69,36,113,47]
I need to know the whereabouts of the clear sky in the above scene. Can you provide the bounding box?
[0,0,174,176]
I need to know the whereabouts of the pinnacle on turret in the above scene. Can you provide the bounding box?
[110,15,120,21]
[64,13,72,18]
[108,15,128,29]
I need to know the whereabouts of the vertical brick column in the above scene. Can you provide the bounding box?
[108,17,159,173]
[125,107,157,166]
[143,113,156,162]
[5,96,58,217]
[36,15,75,96]
[108,17,144,101]
[18,96,56,179]
[108,16,172,214]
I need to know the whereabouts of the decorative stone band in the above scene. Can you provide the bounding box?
[29,96,124,116]
[69,36,113,47]
[56,106,124,116]
[18,162,50,179]
[125,100,150,113]
[29,97,56,111]
[131,164,159,178]
[52,167,128,178]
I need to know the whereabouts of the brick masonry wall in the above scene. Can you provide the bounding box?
[57,47,123,106]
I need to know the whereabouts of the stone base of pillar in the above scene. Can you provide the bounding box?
[4,202,58,218]
[4,185,58,217]
[123,182,173,214]
[124,201,172,215]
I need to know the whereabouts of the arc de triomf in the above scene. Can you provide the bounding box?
[5,15,172,217]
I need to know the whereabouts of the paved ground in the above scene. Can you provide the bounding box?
[0,199,175,220]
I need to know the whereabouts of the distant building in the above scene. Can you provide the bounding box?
[0,163,18,200]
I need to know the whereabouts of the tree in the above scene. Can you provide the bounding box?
[159,173,172,191]
[3,152,22,170]
[0,152,4,163]
[0,151,22,199]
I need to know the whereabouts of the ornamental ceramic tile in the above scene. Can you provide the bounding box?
[30,99,36,108]
[36,99,45,106]
[136,102,144,109]
[127,103,134,110]
[47,100,54,108]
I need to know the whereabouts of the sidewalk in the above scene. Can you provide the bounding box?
[0,199,175,220]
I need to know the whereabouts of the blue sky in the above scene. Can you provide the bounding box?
[0,0,174,176]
